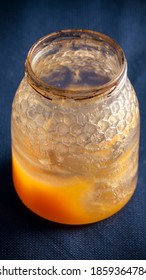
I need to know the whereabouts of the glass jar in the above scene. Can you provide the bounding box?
[11,30,140,225]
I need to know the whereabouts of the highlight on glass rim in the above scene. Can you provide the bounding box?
[11,29,140,225]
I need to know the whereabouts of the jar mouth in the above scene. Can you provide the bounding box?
[25,29,127,100]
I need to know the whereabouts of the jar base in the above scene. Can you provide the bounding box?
[12,152,137,225]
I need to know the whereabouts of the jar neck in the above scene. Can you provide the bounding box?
[25,29,127,100]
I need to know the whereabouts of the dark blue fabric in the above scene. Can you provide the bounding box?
[0,0,146,260]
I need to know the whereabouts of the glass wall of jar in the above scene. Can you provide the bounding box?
[11,30,140,225]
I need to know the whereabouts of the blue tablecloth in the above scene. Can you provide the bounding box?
[0,0,145,259]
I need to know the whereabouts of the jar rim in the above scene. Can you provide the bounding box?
[25,29,127,100]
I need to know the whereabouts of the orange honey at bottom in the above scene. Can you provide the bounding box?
[12,151,135,225]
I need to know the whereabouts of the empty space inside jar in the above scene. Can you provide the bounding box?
[28,30,124,95]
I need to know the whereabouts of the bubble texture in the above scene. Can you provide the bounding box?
[12,77,139,175]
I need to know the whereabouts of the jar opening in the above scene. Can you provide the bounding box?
[25,29,126,100]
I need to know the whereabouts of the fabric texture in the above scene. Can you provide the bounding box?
[0,0,145,259]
